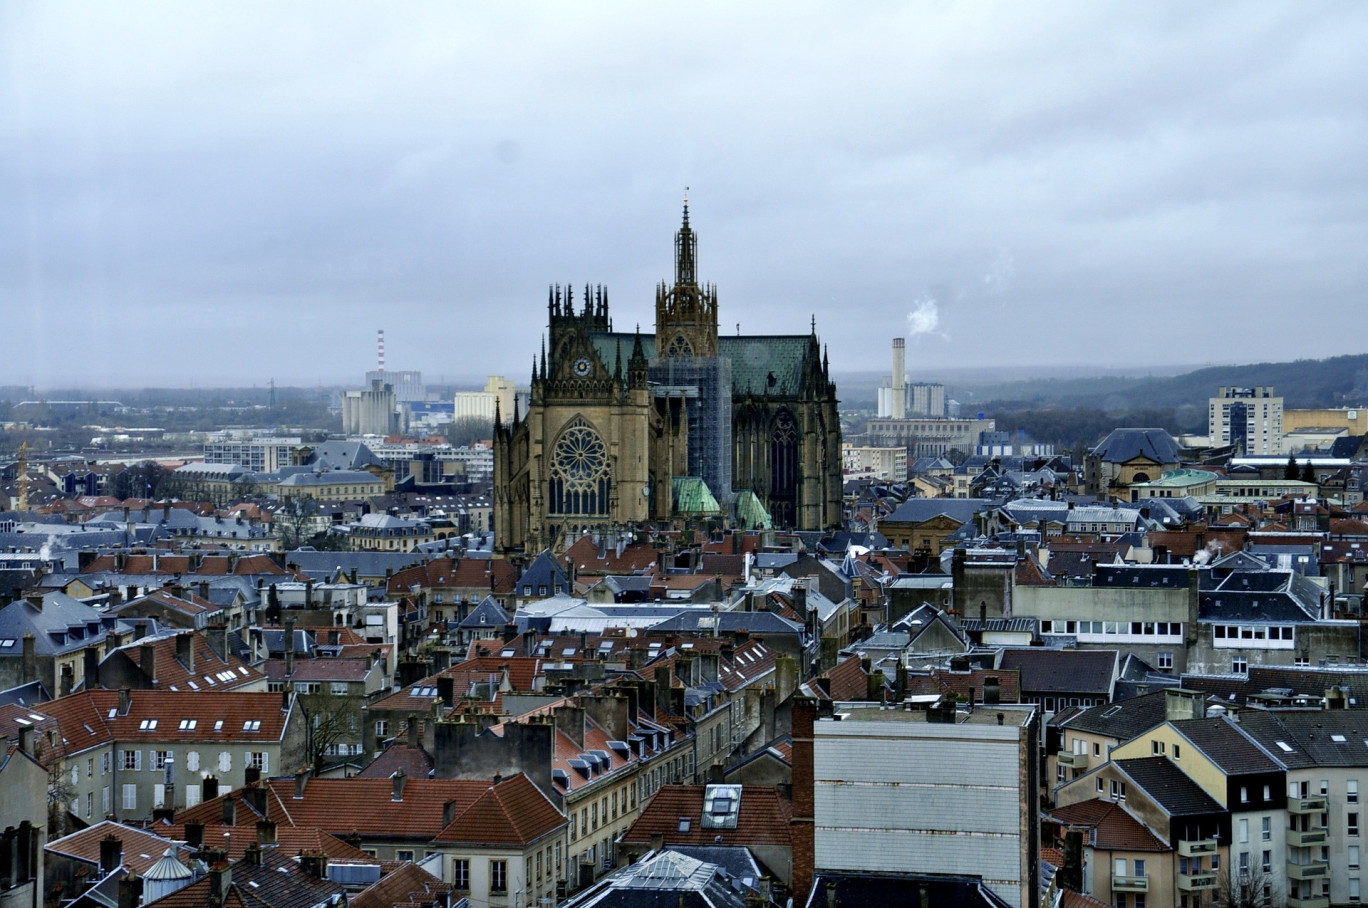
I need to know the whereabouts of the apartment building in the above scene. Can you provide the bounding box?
[41,688,306,821]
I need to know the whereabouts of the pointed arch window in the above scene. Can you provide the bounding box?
[549,418,611,516]
[666,335,694,357]
[770,410,799,526]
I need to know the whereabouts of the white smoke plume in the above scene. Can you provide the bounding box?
[907,296,939,337]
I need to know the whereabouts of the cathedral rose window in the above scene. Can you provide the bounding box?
[549,418,611,515]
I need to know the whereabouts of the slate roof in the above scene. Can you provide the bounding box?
[1235,710,1368,769]
[350,862,454,908]
[803,872,1014,908]
[456,595,512,629]
[1090,428,1181,465]
[999,649,1117,696]
[1170,717,1281,775]
[143,845,347,908]
[1113,756,1225,816]
[1059,691,1174,740]
[883,498,995,526]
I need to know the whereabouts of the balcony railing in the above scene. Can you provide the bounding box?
[1178,871,1219,891]
[1286,895,1329,908]
[1057,751,1089,769]
[1286,860,1329,881]
[1288,827,1329,847]
[1112,875,1149,892]
[1289,795,1328,814]
[1178,837,1218,857]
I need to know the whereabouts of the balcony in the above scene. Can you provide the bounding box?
[1286,895,1329,908]
[1178,837,1218,857]
[1287,827,1329,847]
[1178,871,1219,891]
[1289,795,1328,814]
[1112,875,1149,893]
[1286,860,1329,881]
[1057,751,1089,769]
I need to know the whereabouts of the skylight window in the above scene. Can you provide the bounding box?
[139,719,157,731]
[1333,734,1348,743]
[1276,741,1294,753]
[180,719,197,730]
[243,720,261,732]
[213,720,224,732]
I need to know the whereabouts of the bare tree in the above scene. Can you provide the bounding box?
[276,494,322,550]
[1214,864,1278,908]
[300,689,367,772]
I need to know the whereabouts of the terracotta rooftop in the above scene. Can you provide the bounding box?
[435,773,566,846]
[46,820,192,875]
[43,689,293,752]
[621,785,792,848]
[1048,798,1169,852]
[179,777,498,841]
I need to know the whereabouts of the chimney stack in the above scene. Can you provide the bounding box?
[891,337,906,419]
[100,835,123,874]
[391,768,407,802]
[176,633,195,673]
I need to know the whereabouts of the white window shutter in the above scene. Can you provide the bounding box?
[219,752,231,773]
[261,752,269,774]
[134,751,142,772]
[187,751,200,772]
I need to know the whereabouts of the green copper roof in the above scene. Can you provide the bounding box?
[589,332,816,398]
[732,489,773,530]
[671,476,721,515]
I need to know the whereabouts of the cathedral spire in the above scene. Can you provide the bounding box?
[675,190,696,286]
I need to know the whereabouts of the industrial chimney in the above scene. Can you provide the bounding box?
[890,337,906,419]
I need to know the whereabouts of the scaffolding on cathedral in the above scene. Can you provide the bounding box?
[649,354,734,508]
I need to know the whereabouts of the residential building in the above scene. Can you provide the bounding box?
[1210,386,1284,455]
[41,688,307,820]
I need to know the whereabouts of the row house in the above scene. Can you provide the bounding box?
[0,593,132,695]
[40,688,306,821]
[386,553,519,622]
[1052,690,1368,907]
[177,772,566,908]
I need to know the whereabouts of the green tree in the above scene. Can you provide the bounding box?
[1301,460,1317,484]
[1284,454,1299,480]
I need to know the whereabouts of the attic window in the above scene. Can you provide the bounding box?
[139,719,157,731]
[1333,734,1348,743]
[0,639,15,648]
[500,648,516,658]
[678,817,691,833]
[243,720,261,732]
[1276,741,1294,753]
[213,720,224,732]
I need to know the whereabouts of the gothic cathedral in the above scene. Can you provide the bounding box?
[493,203,842,554]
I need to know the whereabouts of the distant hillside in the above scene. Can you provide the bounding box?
[957,354,1368,449]
[961,355,1368,412]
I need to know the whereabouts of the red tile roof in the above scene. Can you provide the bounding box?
[179,777,497,841]
[43,689,293,750]
[46,820,192,874]
[621,785,792,847]
[1048,798,1168,852]
[435,773,566,846]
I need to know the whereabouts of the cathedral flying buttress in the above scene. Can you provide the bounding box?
[493,202,842,555]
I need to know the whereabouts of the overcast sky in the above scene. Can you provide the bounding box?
[4,2,1366,391]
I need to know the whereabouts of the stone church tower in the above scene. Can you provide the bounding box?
[494,203,841,554]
